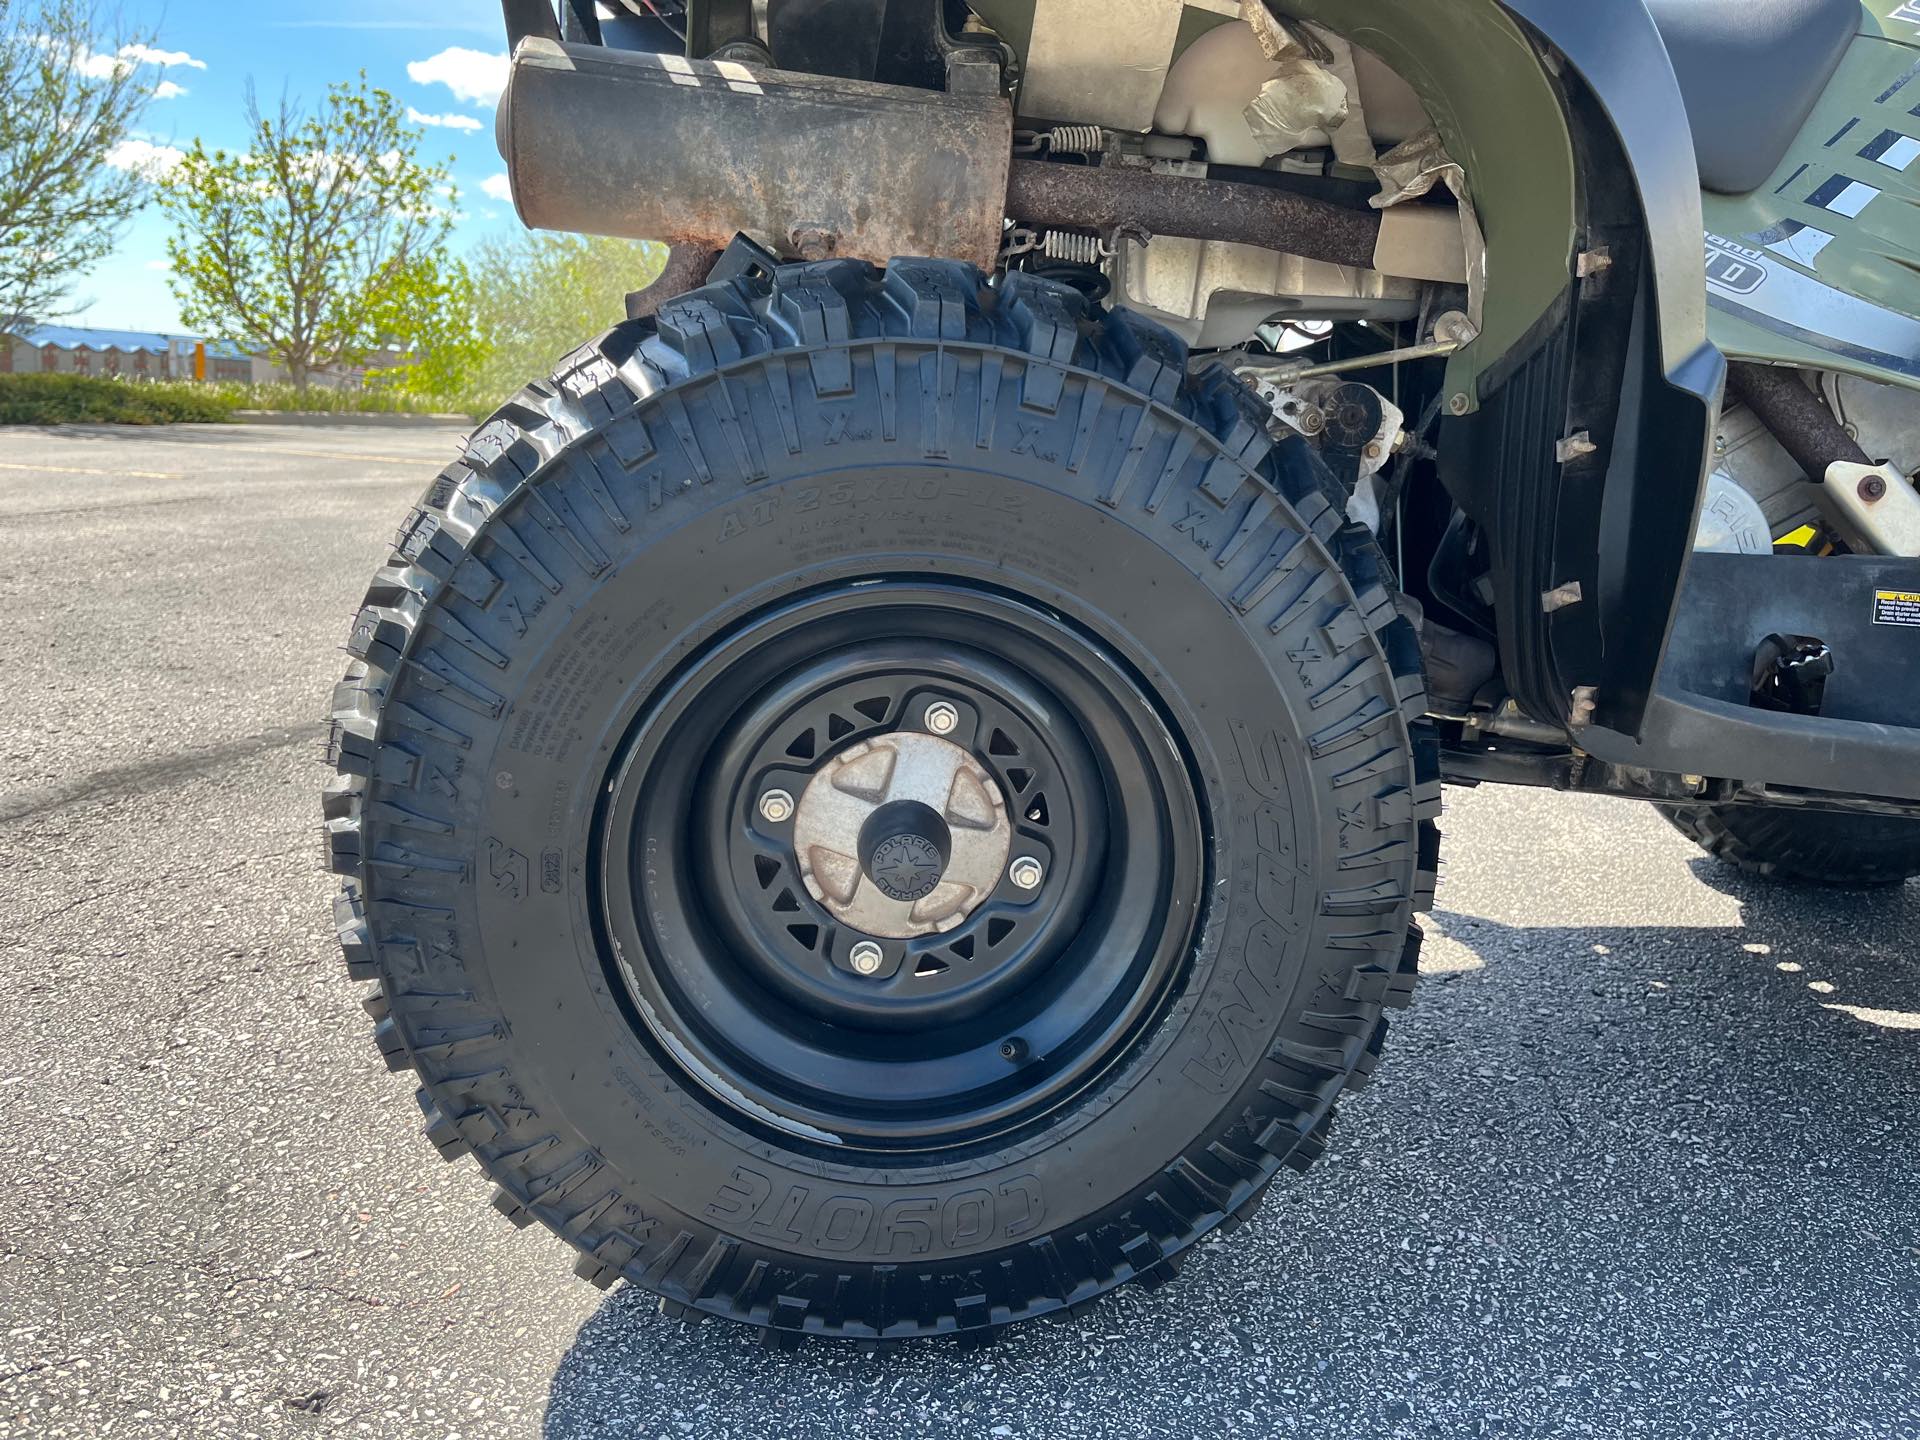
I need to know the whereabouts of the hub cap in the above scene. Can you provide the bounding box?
[792,732,1013,938]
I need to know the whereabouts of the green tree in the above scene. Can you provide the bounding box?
[370,255,488,401]
[0,0,160,331]
[161,78,460,389]
[463,231,662,408]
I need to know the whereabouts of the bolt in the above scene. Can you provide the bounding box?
[999,1037,1029,1063]
[1859,474,1889,503]
[1433,309,1479,344]
[758,788,795,823]
[923,701,960,735]
[1448,392,1471,417]
[789,225,837,262]
[1009,857,1044,891]
[849,941,884,975]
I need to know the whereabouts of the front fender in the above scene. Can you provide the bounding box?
[1296,0,1720,735]
[1499,0,1722,394]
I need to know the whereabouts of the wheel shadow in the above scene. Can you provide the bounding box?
[540,864,1920,1439]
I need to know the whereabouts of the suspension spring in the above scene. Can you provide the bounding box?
[1045,124,1106,157]
[1041,230,1107,265]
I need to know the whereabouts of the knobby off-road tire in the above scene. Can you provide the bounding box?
[1663,804,1920,887]
[324,258,1441,1345]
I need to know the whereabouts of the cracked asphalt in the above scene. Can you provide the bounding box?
[2,422,1916,1439]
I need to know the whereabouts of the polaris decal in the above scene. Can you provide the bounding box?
[1705,232,1920,381]
[1704,236,1767,295]
[1893,1,1920,29]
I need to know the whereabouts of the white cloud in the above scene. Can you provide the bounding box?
[38,37,208,81]
[480,172,513,203]
[118,44,207,70]
[145,258,171,272]
[72,47,129,79]
[153,79,187,100]
[408,106,484,132]
[407,47,508,107]
[106,138,185,179]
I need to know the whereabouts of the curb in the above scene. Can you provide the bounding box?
[232,409,474,429]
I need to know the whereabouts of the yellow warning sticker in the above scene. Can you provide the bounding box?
[1873,590,1920,627]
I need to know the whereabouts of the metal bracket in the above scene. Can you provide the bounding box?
[689,0,756,59]
[502,0,563,47]
[1823,460,1920,558]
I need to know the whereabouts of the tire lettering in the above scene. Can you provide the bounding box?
[704,1173,1047,1256]
[999,1174,1044,1239]
[750,1183,809,1243]
[878,1197,936,1255]
[486,839,529,901]
[1183,723,1304,1093]
[941,1190,993,1246]
[809,1197,874,1253]
[1230,719,1287,800]
[706,1165,771,1223]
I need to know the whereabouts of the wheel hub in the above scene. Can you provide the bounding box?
[793,732,1012,938]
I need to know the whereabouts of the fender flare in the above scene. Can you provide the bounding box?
[1498,0,1721,393]
[1291,0,1723,735]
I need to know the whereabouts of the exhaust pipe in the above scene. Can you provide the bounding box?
[496,39,1389,277]
[497,40,1014,268]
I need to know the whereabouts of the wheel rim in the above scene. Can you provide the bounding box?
[594,581,1207,1156]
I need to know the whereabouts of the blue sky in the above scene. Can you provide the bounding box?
[71,0,522,334]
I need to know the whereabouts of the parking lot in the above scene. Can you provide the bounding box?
[1,421,1916,1439]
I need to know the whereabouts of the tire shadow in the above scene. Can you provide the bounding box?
[541,865,1920,1440]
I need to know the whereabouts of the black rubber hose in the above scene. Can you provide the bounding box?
[1726,360,1869,479]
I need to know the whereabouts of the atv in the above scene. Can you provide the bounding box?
[324,0,1920,1344]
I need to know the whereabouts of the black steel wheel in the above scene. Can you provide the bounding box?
[600,586,1203,1153]
[326,258,1439,1344]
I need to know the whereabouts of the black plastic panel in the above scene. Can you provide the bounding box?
[1582,552,1920,801]
[1660,553,1920,727]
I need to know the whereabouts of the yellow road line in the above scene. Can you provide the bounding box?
[0,460,184,480]
[229,444,449,465]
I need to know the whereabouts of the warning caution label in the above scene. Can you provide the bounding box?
[1873,589,1920,627]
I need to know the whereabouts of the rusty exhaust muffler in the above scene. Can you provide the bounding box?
[497,38,1388,280]
[497,40,1014,269]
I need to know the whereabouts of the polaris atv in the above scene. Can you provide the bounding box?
[325,0,1920,1344]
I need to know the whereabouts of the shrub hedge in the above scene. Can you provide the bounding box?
[0,374,241,425]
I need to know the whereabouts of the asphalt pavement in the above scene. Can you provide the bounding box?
[1,422,1916,1440]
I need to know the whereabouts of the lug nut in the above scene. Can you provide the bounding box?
[999,1037,1028,1063]
[923,701,959,735]
[1009,857,1044,891]
[849,940,884,975]
[758,788,795,823]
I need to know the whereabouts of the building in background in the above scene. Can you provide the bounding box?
[1,325,255,382]
[0,324,395,388]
